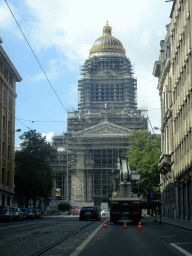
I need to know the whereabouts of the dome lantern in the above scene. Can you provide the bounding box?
[103,21,112,35]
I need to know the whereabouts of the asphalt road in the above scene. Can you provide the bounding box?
[0,216,191,256]
[71,217,192,256]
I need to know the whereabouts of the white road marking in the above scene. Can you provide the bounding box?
[170,242,192,256]
[70,220,108,256]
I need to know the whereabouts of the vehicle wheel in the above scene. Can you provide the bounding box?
[103,214,105,216]
[79,218,82,221]
[22,216,24,221]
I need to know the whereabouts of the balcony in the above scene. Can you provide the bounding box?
[158,154,173,174]
[153,61,161,78]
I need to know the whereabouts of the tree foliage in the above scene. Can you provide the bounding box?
[14,130,57,208]
[127,130,161,200]
[58,202,71,212]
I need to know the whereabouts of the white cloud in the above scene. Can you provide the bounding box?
[0,2,14,28]
[4,0,160,61]
[140,31,150,46]
[26,58,63,82]
[42,131,55,143]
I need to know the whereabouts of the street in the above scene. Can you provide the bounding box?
[0,216,192,256]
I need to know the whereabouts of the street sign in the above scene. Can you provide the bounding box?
[149,190,155,196]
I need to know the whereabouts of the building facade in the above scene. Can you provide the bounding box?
[0,38,22,206]
[51,22,148,207]
[153,0,192,220]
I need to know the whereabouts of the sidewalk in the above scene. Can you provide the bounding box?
[151,215,192,231]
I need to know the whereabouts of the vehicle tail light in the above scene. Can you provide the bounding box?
[134,212,139,214]
[112,212,118,214]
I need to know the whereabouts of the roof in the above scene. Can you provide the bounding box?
[89,21,125,55]
[0,44,22,82]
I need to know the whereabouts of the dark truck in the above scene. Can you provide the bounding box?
[109,198,142,224]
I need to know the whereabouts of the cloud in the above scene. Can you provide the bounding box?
[26,58,64,82]
[1,0,161,60]
[0,2,15,28]
[140,31,150,46]
[42,131,55,143]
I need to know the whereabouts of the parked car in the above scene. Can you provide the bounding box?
[12,207,24,221]
[79,206,101,221]
[21,208,35,220]
[69,207,82,215]
[0,206,14,222]
[101,209,110,216]
[32,208,41,219]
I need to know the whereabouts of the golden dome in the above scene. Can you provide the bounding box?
[89,21,126,55]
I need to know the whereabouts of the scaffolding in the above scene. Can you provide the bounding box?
[52,51,148,206]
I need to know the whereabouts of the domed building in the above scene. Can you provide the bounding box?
[51,22,148,207]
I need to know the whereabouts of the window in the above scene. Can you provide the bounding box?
[2,168,5,185]
[3,89,7,107]
[7,170,10,187]
[4,68,8,81]
[7,196,10,206]
[0,61,3,74]
[2,194,5,205]
[2,142,5,158]
[9,94,12,112]
[9,76,13,87]
[8,145,10,161]
[8,121,11,136]
[3,116,6,132]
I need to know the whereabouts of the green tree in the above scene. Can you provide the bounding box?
[14,130,57,208]
[127,130,161,200]
[58,202,71,212]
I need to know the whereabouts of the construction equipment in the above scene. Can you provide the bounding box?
[109,159,142,224]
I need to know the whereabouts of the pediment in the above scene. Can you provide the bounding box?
[72,121,132,138]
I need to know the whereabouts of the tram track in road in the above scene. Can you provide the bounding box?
[0,219,97,256]
[29,221,95,256]
[0,230,50,248]
[0,218,72,247]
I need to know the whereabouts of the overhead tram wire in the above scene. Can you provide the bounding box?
[4,0,68,114]
[15,117,31,130]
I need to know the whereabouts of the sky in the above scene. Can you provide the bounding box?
[0,0,173,147]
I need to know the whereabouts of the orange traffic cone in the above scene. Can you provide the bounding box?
[137,220,142,230]
[103,219,107,228]
[123,220,127,229]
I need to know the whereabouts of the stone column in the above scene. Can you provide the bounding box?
[87,173,93,201]
[75,152,85,202]
[71,174,76,203]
